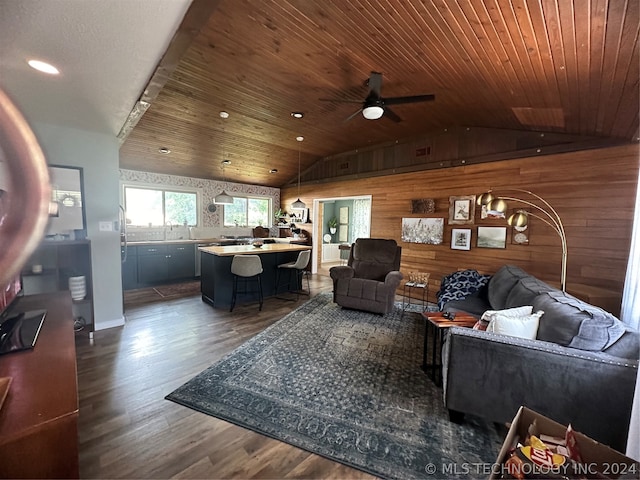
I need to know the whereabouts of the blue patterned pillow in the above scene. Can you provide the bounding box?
[437,270,491,310]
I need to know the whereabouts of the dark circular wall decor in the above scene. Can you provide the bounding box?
[207,203,217,213]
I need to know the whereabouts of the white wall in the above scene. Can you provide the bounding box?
[33,122,124,331]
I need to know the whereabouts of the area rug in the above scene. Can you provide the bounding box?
[166,293,502,479]
[153,280,201,298]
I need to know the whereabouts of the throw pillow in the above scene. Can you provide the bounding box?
[436,269,491,310]
[486,309,544,339]
[474,305,534,331]
[481,305,534,322]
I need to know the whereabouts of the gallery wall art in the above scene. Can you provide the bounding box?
[401,218,444,245]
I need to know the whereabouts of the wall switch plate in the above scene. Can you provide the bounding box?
[99,221,113,232]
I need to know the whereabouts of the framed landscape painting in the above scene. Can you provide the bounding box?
[477,226,507,249]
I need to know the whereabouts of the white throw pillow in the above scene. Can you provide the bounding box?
[481,305,533,322]
[486,310,544,339]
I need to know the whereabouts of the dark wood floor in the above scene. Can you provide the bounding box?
[75,273,377,479]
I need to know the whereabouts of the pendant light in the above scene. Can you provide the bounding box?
[215,113,234,205]
[214,159,234,205]
[291,136,306,210]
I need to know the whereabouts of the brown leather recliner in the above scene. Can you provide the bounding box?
[329,238,403,314]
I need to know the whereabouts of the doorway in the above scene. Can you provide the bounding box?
[311,195,372,274]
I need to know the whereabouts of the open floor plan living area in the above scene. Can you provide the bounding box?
[0,1,639,478]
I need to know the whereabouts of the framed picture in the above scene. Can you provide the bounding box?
[401,218,444,245]
[451,228,471,250]
[448,195,476,225]
[477,226,507,249]
[338,224,348,242]
[339,206,349,224]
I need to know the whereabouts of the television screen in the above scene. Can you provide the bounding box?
[0,274,21,317]
[0,274,46,355]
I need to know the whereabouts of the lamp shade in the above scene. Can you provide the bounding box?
[362,105,384,120]
[476,191,494,206]
[508,212,529,227]
[487,198,508,213]
[214,191,234,205]
[291,198,306,209]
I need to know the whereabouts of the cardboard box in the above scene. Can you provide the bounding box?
[490,406,639,479]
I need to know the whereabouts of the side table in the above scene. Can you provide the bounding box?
[402,273,430,315]
[421,312,477,386]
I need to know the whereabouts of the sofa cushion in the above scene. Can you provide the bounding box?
[533,291,626,351]
[504,276,556,308]
[444,295,490,317]
[436,269,491,311]
[487,265,531,310]
[486,309,544,339]
[602,327,640,360]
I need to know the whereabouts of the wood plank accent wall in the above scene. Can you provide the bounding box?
[282,143,639,317]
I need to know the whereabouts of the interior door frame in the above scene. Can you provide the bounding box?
[311,195,372,274]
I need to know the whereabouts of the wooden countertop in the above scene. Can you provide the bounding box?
[200,243,311,257]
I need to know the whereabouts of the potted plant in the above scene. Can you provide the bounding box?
[328,216,338,234]
[274,208,287,225]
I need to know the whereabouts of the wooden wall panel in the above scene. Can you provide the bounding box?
[282,143,639,316]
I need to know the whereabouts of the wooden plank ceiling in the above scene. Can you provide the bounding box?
[119,0,640,188]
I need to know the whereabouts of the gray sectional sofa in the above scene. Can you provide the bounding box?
[439,265,639,452]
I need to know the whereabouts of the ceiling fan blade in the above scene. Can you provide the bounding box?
[384,94,435,105]
[368,72,383,97]
[383,107,402,123]
[343,107,364,123]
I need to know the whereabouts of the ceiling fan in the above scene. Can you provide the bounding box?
[321,71,435,123]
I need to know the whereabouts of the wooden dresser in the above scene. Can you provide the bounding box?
[0,292,79,478]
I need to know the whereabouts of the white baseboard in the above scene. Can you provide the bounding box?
[94,316,125,331]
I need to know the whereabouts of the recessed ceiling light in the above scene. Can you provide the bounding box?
[296,136,304,142]
[27,59,60,75]
[219,111,229,119]
[291,112,304,119]
[270,169,278,174]
[159,147,171,154]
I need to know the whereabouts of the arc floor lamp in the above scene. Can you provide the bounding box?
[477,188,568,292]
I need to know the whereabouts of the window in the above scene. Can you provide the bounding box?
[223,196,271,227]
[124,186,198,227]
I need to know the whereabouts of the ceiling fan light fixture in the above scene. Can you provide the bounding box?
[362,105,384,120]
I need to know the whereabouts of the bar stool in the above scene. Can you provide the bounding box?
[275,249,311,300]
[230,255,263,312]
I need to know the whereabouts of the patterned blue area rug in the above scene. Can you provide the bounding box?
[166,293,502,479]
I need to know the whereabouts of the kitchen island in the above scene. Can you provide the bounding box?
[199,243,312,308]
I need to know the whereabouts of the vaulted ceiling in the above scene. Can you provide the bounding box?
[121,0,640,186]
[113,1,640,188]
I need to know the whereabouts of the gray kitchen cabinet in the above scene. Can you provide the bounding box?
[136,243,195,286]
